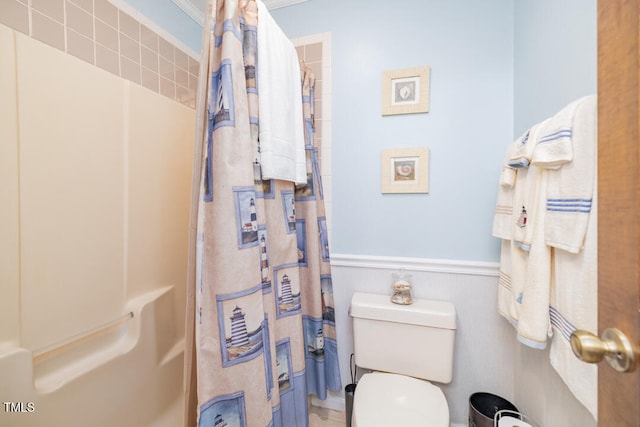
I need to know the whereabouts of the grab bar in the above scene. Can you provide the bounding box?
[33,312,134,361]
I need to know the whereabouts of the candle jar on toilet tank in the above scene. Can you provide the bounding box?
[390,270,413,305]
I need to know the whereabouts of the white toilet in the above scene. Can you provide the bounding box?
[349,292,457,427]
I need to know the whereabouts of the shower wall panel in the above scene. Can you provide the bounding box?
[127,83,194,336]
[16,31,128,352]
[0,25,20,346]
[0,23,194,426]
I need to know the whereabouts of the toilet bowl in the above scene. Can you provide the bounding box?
[349,292,457,427]
[352,372,449,427]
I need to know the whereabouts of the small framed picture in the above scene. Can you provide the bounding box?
[381,147,429,194]
[381,66,430,116]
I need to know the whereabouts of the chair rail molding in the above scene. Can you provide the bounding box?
[330,253,500,277]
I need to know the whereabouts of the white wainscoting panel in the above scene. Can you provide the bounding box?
[329,253,515,426]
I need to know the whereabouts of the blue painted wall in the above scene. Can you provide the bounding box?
[122,0,202,52]
[513,0,597,137]
[127,0,596,263]
[272,0,513,262]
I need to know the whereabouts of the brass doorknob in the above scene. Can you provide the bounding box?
[570,328,636,373]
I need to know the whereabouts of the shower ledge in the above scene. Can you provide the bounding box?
[28,286,176,394]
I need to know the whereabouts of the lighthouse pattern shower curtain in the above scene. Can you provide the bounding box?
[192,1,341,426]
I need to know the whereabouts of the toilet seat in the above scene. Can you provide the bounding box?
[352,372,449,427]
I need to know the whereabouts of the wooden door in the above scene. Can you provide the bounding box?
[597,0,640,424]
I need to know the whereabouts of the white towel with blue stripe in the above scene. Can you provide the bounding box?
[514,165,553,349]
[549,184,598,421]
[495,143,553,348]
[497,240,516,324]
[539,95,597,253]
[510,122,549,252]
[507,119,549,169]
[507,129,535,169]
[530,98,584,168]
[494,95,598,419]
[495,123,554,347]
[494,142,523,329]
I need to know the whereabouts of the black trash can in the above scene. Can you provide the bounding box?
[468,392,518,427]
[344,383,356,427]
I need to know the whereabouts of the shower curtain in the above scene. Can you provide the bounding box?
[184,1,341,426]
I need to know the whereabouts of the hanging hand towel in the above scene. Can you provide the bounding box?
[507,118,549,169]
[499,165,555,350]
[549,187,598,421]
[492,142,519,240]
[507,129,535,169]
[494,132,542,334]
[494,162,532,334]
[496,122,555,349]
[494,141,521,328]
[538,95,597,253]
[256,0,307,184]
[514,165,552,349]
[545,95,598,420]
[494,119,546,246]
[510,122,548,252]
[497,239,530,330]
[530,97,583,168]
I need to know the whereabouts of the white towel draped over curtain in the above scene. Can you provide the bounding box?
[255,0,307,184]
[184,1,341,426]
[493,95,597,420]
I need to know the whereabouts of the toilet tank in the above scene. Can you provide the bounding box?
[350,292,456,384]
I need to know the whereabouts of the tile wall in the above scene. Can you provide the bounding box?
[0,0,199,108]
[292,32,333,237]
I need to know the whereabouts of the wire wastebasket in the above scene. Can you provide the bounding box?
[469,393,518,427]
[494,409,537,427]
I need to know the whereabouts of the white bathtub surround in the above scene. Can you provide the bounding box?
[0,286,184,426]
[1,23,194,427]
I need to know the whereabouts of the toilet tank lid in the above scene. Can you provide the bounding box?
[350,292,456,329]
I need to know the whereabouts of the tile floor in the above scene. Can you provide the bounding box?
[309,405,346,427]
